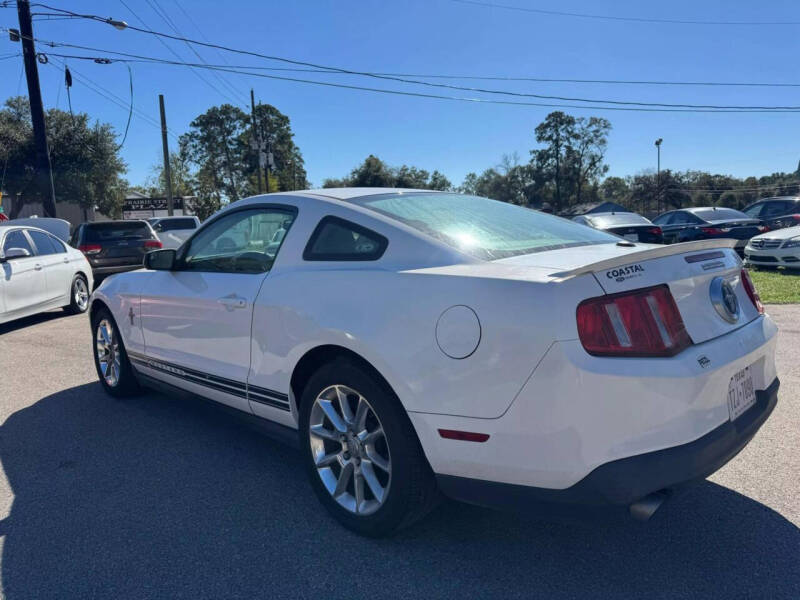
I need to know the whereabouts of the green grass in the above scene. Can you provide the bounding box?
[747,267,800,304]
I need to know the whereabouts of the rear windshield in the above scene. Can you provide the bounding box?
[587,213,651,227]
[84,222,153,242]
[692,208,749,222]
[350,192,618,260]
[156,218,197,231]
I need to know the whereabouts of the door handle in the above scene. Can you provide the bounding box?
[217,294,247,310]
[63,257,69,263]
[34,263,43,271]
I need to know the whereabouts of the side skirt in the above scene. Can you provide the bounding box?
[135,371,300,449]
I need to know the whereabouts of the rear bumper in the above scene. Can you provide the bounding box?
[437,377,778,510]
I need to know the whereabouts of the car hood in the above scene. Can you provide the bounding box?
[750,225,800,241]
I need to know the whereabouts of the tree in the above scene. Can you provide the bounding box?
[0,96,127,218]
[180,102,307,203]
[322,155,452,190]
[530,111,611,211]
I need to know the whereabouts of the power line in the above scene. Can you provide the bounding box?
[25,4,800,111]
[117,0,243,107]
[30,48,800,114]
[447,0,800,26]
[16,41,800,114]
[142,0,245,102]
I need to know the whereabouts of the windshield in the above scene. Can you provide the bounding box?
[588,213,651,227]
[692,208,750,222]
[351,192,618,260]
[85,221,153,242]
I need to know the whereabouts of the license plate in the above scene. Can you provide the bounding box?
[727,365,756,421]
[624,233,639,241]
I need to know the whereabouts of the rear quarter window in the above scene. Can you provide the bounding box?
[303,216,388,261]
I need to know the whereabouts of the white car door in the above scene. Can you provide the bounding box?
[27,229,74,303]
[1,229,49,315]
[138,205,296,412]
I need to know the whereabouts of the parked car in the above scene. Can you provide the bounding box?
[147,216,201,249]
[4,217,71,242]
[744,224,800,269]
[652,207,766,255]
[70,220,162,280]
[572,211,663,244]
[89,189,777,536]
[742,196,800,231]
[0,224,93,325]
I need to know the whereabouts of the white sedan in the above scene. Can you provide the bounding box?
[148,215,201,249]
[744,225,800,268]
[1,224,93,325]
[89,188,779,535]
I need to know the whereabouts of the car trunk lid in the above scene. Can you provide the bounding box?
[497,239,760,345]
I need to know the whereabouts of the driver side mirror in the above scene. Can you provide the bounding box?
[144,248,176,270]
[0,247,32,262]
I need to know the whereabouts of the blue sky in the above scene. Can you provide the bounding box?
[2,0,800,188]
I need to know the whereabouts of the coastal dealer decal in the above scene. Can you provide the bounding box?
[606,263,645,283]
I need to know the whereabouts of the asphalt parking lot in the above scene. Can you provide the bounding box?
[0,308,798,599]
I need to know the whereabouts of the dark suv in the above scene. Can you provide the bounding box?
[742,196,800,230]
[70,220,162,279]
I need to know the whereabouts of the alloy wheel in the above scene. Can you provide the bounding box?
[308,384,392,516]
[74,278,89,311]
[96,319,121,387]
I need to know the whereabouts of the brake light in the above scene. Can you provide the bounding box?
[78,244,102,255]
[648,227,662,235]
[576,285,693,357]
[144,240,163,249]
[757,224,770,232]
[740,269,764,314]
[701,227,724,235]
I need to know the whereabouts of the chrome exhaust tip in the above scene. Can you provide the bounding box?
[629,489,670,521]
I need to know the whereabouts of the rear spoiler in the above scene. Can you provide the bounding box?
[549,239,738,281]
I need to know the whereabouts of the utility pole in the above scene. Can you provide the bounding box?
[655,138,663,215]
[159,95,174,216]
[17,0,57,217]
[250,89,264,194]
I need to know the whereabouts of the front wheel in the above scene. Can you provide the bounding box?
[299,359,438,536]
[91,308,140,397]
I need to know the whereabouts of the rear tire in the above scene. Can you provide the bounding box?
[299,358,439,537]
[63,274,90,315]
[91,307,140,397]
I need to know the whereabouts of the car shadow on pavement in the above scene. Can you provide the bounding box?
[0,310,74,335]
[1,382,798,599]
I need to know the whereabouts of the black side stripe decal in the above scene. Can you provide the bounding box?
[129,351,290,411]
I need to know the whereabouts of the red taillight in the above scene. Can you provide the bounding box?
[701,227,724,235]
[144,240,163,249]
[740,269,764,314]
[576,285,693,357]
[78,244,102,255]
[648,227,662,235]
[438,429,490,443]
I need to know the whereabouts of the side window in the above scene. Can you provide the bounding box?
[182,207,295,273]
[49,235,67,253]
[28,230,60,255]
[652,213,672,225]
[2,230,34,255]
[303,216,388,261]
[742,203,763,218]
[762,201,789,217]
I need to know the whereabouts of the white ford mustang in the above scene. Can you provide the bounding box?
[89,188,779,535]
[1,224,93,325]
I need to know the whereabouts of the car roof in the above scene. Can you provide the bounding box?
[298,187,439,201]
[585,211,641,217]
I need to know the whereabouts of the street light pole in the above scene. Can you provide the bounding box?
[655,138,663,215]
